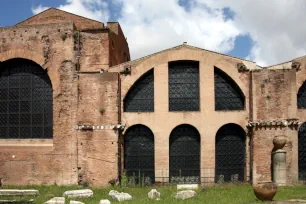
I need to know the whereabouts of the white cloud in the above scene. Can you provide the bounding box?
[200,0,306,66]
[31,4,49,14]
[32,0,109,23]
[118,0,242,60]
[31,0,306,66]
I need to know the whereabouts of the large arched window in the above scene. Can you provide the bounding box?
[214,67,245,111]
[124,124,155,184]
[298,82,306,109]
[169,124,200,184]
[0,58,53,139]
[169,61,199,111]
[215,123,246,182]
[298,123,306,180]
[124,69,154,112]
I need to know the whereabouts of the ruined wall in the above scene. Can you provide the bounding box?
[108,23,130,67]
[78,31,110,72]
[17,8,104,30]
[0,22,79,185]
[76,73,119,186]
[251,69,298,184]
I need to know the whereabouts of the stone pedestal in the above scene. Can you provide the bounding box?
[272,149,287,185]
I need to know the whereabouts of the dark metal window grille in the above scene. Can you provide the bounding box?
[169,61,199,111]
[124,69,154,112]
[299,123,306,180]
[215,124,246,182]
[169,124,200,184]
[124,125,155,184]
[0,59,53,139]
[214,67,245,111]
[298,82,306,109]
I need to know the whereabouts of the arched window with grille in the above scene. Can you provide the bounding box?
[169,61,199,111]
[214,67,245,111]
[0,58,53,139]
[124,69,154,112]
[169,124,200,184]
[215,123,246,183]
[124,124,155,184]
[299,123,306,180]
[298,82,306,109]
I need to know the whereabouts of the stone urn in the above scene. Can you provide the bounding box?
[273,135,287,150]
[252,182,278,201]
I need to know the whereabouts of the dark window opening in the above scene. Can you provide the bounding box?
[124,125,155,184]
[124,69,154,112]
[215,124,246,182]
[298,82,306,109]
[169,124,200,184]
[299,123,306,180]
[0,58,53,139]
[214,67,245,111]
[169,61,199,111]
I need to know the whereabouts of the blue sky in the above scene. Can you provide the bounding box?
[1,0,305,66]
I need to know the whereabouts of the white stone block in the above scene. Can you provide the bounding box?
[177,184,199,190]
[45,197,65,204]
[175,190,196,200]
[63,189,93,198]
[99,199,111,204]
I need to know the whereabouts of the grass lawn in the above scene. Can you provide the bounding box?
[1,184,306,203]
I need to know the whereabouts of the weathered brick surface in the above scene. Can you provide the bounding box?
[0,10,128,186]
[251,69,298,184]
[17,8,105,30]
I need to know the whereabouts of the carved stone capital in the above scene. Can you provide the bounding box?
[292,61,301,71]
[237,63,248,72]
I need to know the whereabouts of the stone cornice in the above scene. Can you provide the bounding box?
[247,119,300,128]
[74,124,125,131]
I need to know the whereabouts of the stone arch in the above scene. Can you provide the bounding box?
[0,49,45,68]
[215,123,246,182]
[124,124,155,184]
[214,67,245,110]
[0,58,53,139]
[169,124,201,184]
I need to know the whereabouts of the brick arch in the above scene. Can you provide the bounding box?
[0,49,45,68]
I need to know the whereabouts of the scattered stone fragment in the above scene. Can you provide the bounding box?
[0,189,39,196]
[44,197,65,204]
[70,201,84,204]
[0,200,34,203]
[63,189,93,198]
[99,199,111,204]
[175,190,196,200]
[148,189,160,200]
[177,184,199,190]
[109,190,132,202]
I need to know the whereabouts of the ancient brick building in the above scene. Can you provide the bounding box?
[0,8,306,186]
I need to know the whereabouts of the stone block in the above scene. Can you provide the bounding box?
[63,189,93,198]
[109,190,132,202]
[45,197,65,204]
[148,189,160,200]
[175,190,196,200]
[100,199,111,204]
[177,184,199,190]
[0,189,39,196]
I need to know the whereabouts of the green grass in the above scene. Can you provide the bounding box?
[1,184,306,203]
